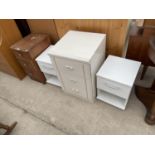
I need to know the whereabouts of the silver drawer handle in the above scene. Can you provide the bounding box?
[72,88,79,93]
[70,79,77,83]
[104,83,120,90]
[65,65,73,70]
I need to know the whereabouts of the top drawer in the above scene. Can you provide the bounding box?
[13,50,30,60]
[97,77,131,99]
[10,34,51,60]
[55,57,84,78]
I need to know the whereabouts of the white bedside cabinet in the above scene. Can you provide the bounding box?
[36,45,61,87]
[48,30,106,102]
[96,55,141,110]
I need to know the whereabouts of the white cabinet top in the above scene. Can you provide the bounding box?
[97,55,141,87]
[48,30,106,62]
[36,45,54,64]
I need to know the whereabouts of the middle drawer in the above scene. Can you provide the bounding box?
[62,75,87,99]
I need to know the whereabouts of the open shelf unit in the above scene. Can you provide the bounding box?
[45,73,61,87]
[97,89,127,110]
[36,45,61,87]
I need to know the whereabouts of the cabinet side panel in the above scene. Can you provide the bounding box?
[49,55,64,89]
[90,38,106,99]
[84,63,93,102]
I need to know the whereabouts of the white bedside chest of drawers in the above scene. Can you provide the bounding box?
[48,30,106,102]
[96,55,141,110]
[36,45,61,87]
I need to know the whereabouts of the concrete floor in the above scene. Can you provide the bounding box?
[0,66,155,134]
[0,98,64,135]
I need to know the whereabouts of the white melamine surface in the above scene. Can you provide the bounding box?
[36,45,54,65]
[49,30,106,102]
[97,55,141,87]
[49,30,106,62]
[45,74,61,87]
[97,89,126,110]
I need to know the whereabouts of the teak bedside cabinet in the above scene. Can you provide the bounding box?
[11,33,51,83]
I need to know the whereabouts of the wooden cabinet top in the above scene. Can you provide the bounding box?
[10,33,49,52]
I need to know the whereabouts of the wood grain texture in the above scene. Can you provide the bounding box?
[144,19,155,26]
[11,34,50,84]
[126,24,155,65]
[54,19,129,56]
[27,19,59,44]
[0,19,26,79]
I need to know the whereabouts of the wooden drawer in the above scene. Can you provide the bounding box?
[62,75,87,99]
[97,77,131,99]
[55,57,84,78]
[17,59,36,72]
[13,50,31,60]
[17,59,30,73]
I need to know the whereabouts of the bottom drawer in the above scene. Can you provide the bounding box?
[28,70,46,84]
[17,59,46,83]
[62,76,87,99]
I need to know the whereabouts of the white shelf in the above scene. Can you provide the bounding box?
[45,74,61,87]
[97,89,127,110]
[36,45,54,65]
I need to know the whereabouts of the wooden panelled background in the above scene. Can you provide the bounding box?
[126,19,155,65]
[144,19,155,26]
[0,20,25,79]
[27,19,129,56]
[27,19,59,44]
